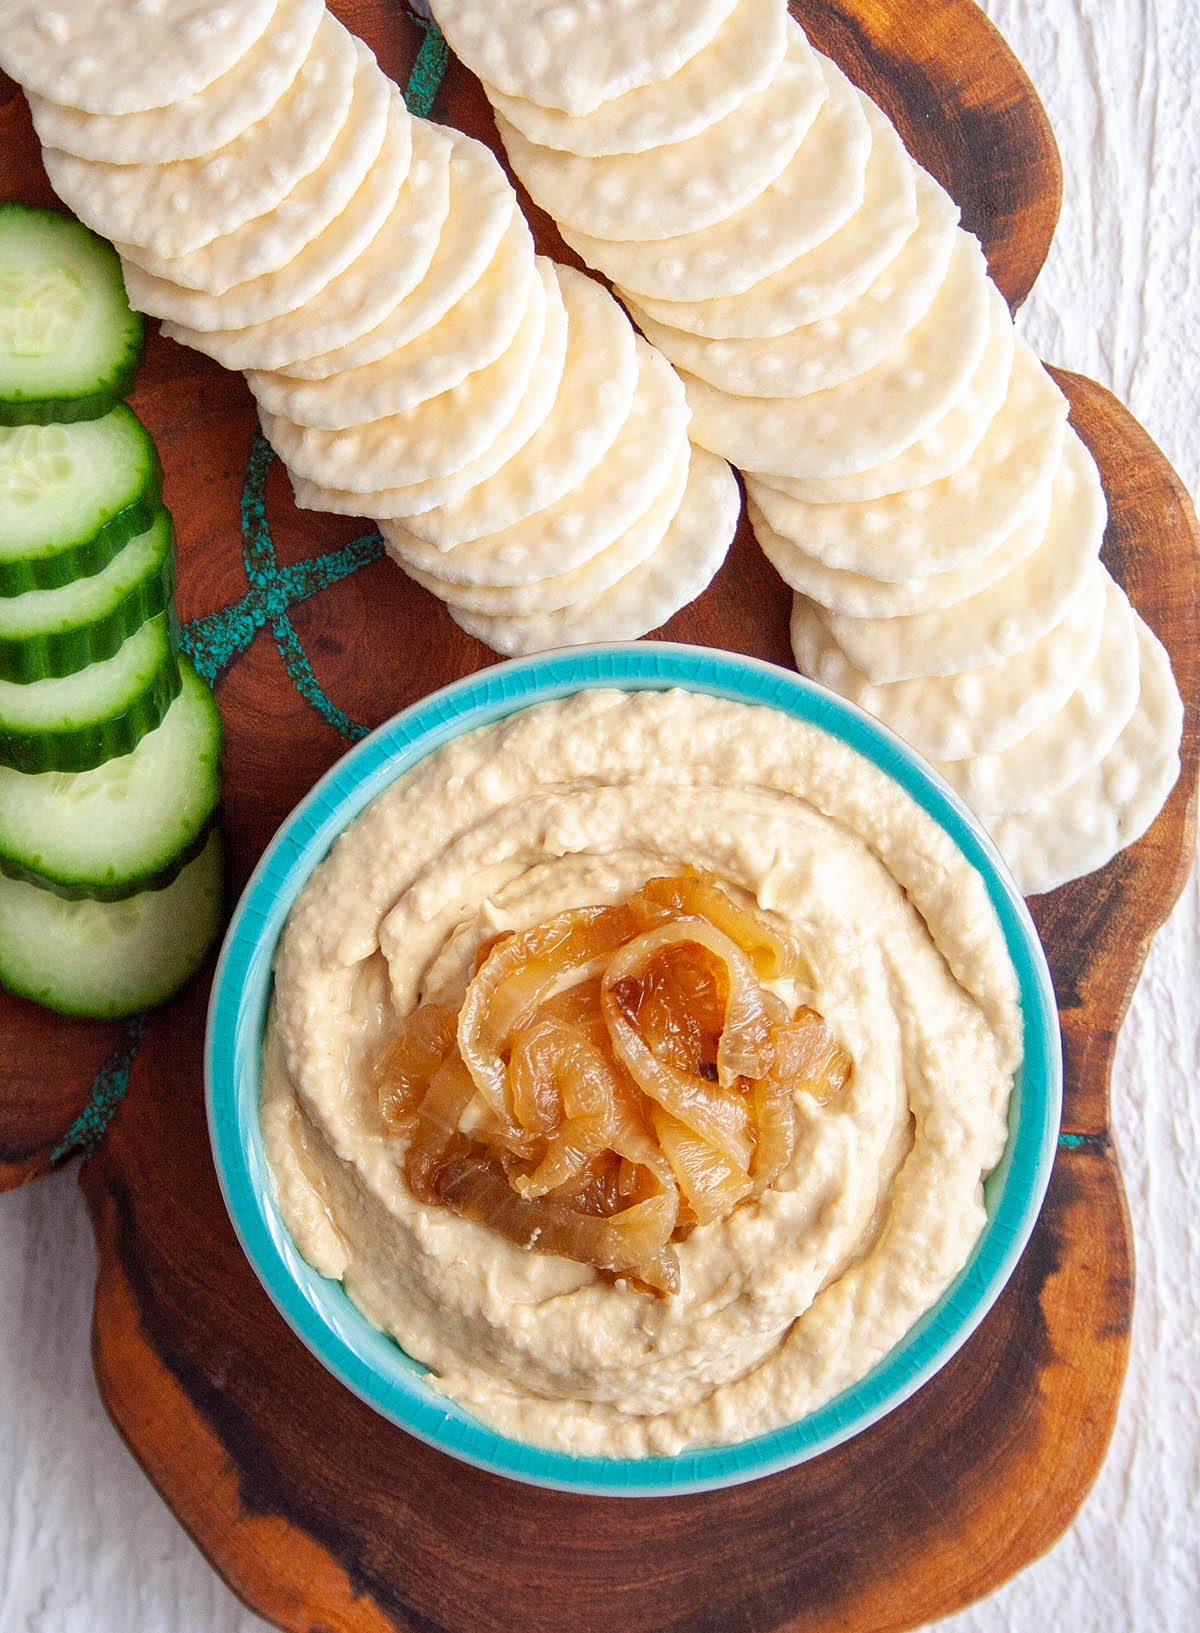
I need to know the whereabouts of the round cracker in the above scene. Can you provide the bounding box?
[624,99,918,339]
[748,485,1047,618]
[763,283,1016,500]
[158,121,453,367]
[627,167,958,398]
[382,340,688,583]
[987,612,1183,896]
[116,48,399,294]
[42,13,360,260]
[496,29,824,243]
[392,264,640,548]
[789,569,1107,762]
[448,447,739,654]
[683,230,992,479]
[287,277,571,519]
[246,209,534,428]
[823,429,1105,682]
[275,128,516,379]
[258,256,554,491]
[747,340,1069,578]
[938,575,1141,821]
[430,0,740,117]
[484,0,787,157]
[25,0,324,164]
[558,53,871,302]
[122,89,411,327]
[0,0,279,114]
[392,437,691,614]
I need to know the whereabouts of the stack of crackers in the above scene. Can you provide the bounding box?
[430,0,1184,893]
[3,0,1185,893]
[4,0,739,655]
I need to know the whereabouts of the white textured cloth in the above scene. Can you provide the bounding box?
[0,3,1196,1629]
[931,3,1200,1629]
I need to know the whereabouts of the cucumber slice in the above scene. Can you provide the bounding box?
[0,611,180,773]
[0,505,174,682]
[0,657,221,899]
[0,403,161,595]
[0,203,144,425]
[0,828,224,1018]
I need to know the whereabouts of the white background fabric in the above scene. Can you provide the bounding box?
[1,3,1196,1628]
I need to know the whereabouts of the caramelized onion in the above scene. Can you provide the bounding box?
[374,1002,458,1133]
[603,922,758,1166]
[457,904,644,1136]
[375,872,851,1295]
[636,871,804,980]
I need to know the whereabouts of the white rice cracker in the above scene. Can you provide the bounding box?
[987,612,1183,896]
[683,231,991,479]
[394,264,640,548]
[287,277,571,519]
[121,88,410,326]
[0,0,278,114]
[382,340,689,584]
[275,128,516,379]
[766,284,1015,500]
[627,168,958,399]
[246,209,534,428]
[484,0,787,157]
[42,12,359,260]
[25,0,324,164]
[392,438,691,614]
[821,430,1106,682]
[448,448,739,654]
[625,99,917,339]
[747,484,1046,618]
[789,569,1107,762]
[258,257,555,491]
[116,48,399,294]
[496,27,824,243]
[938,575,1141,822]
[747,340,1068,578]
[559,54,871,302]
[159,120,453,367]
[429,0,740,116]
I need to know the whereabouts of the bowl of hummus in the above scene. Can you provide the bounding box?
[206,642,1060,1495]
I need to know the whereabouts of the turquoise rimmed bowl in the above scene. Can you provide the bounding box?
[205,642,1061,1497]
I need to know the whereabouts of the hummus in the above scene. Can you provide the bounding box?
[262,688,1022,1458]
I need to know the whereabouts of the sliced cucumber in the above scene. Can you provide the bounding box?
[0,610,180,773]
[0,656,221,899]
[0,828,224,1018]
[0,403,161,596]
[0,203,144,425]
[0,505,174,682]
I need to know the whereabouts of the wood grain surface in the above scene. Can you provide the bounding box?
[0,3,1196,1631]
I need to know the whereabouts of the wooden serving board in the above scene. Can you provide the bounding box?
[1,4,1197,1630]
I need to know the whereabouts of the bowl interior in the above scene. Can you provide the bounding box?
[205,642,1062,1497]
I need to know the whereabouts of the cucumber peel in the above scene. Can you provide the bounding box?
[0,504,175,682]
[0,657,221,899]
[0,829,224,1018]
[0,203,144,425]
[0,404,161,595]
[0,610,181,773]
[0,201,229,1022]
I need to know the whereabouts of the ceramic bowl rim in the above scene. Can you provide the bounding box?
[205,641,1061,1497]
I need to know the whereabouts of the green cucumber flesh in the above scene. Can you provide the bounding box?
[0,657,221,899]
[0,828,224,1018]
[0,610,180,773]
[0,402,161,595]
[0,203,144,425]
[0,505,175,681]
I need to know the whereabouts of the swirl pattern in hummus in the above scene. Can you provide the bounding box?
[262,688,1022,1458]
